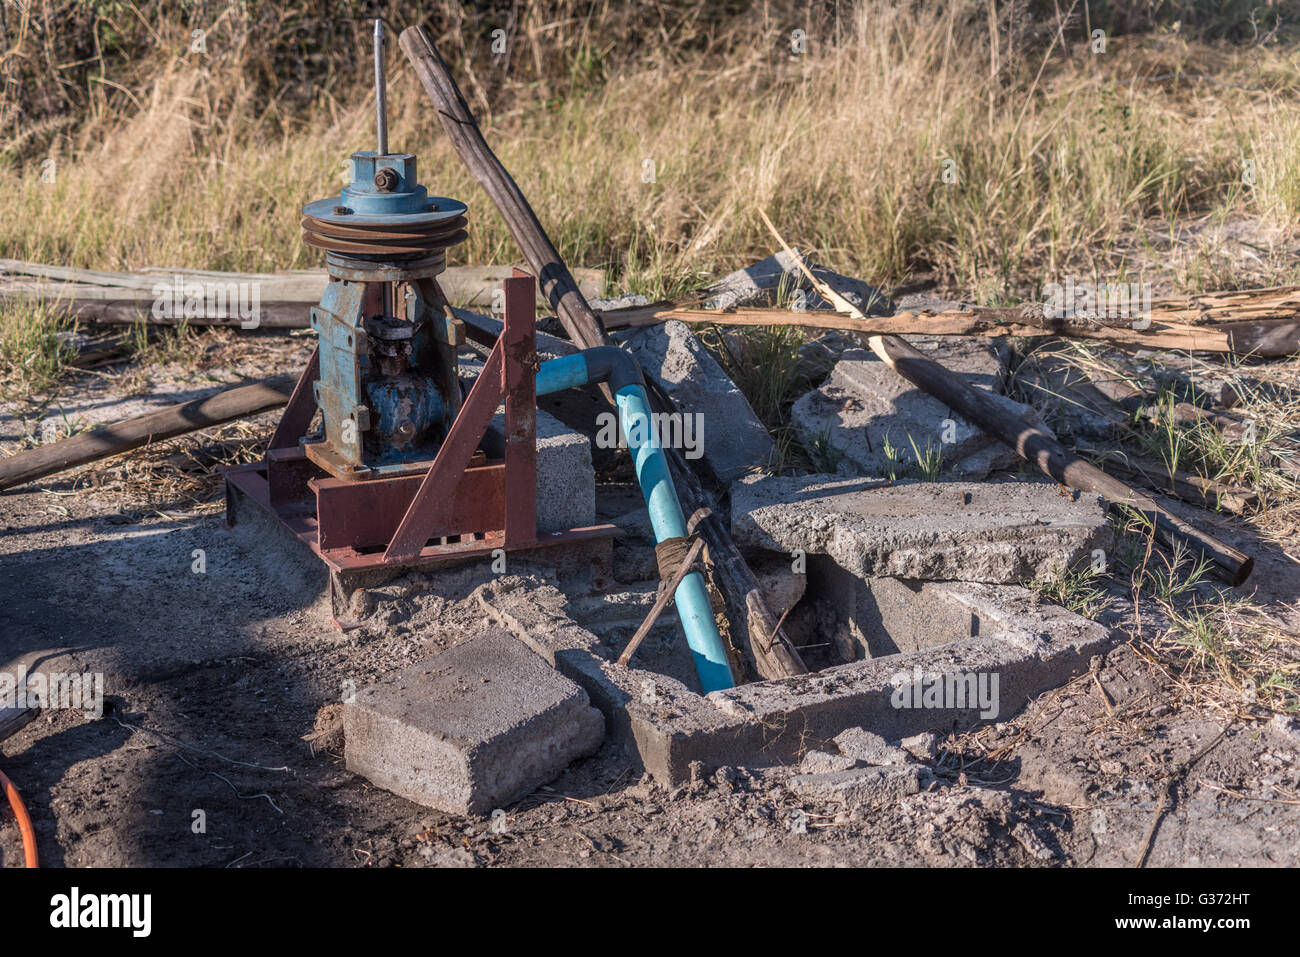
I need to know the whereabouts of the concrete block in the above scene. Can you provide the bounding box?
[791,765,929,808]
[790,339,1046,479]
[833,727,912,766]
[486,408,594,533]
[618,320,774,482]
[343,629,604,815]
[459,358,596,533]
[468,572,1115,787]
[732,475,1112,583]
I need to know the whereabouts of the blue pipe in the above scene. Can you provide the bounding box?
[536,350,735,692]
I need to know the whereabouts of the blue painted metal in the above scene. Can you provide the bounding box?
[536,354,735,691]
[364,373,445,462]
[303,153,468,225]
[309,280,371,471]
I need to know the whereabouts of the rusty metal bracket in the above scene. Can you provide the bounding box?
[383,273,538,562]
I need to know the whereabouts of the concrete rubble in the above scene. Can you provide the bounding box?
[618,319,774,481]
[702,249,894,316]
[791,337,1048,479]
[463,571,1113,785]
[326,256,1127,815]
[790,765,931,809]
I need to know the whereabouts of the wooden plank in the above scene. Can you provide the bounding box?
[0,705,38,744]
[0,375,297,491]
[0,262,604,310]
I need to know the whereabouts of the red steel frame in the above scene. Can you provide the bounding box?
[225,270,614,574]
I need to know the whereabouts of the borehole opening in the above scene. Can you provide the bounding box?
[572,551,1016,690]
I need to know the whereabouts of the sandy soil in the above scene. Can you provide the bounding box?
[2,339,1299,868]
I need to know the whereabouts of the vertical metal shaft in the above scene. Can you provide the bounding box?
[374,19,388,156]
[374,18,392,318]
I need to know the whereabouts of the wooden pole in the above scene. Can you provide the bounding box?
[868,334,1254,585]
[399,26,608,350]
[0,375,297,491]
[400,24,807,679]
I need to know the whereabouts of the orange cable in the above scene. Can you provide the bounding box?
[0,768,38,868]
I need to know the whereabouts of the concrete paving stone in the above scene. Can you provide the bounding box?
[731,475,1113,583]
[619,319,774,482]
[343,628,605,815]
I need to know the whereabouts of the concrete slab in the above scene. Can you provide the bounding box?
[732,476,1112,583]
[618,320,774,482]
[343,629,605,815]
[790,339,1047,479]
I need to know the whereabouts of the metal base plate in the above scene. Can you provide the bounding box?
[224,460,616,575]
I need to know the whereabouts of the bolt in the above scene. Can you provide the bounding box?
[373,168,399,191]
[333,205,352,215]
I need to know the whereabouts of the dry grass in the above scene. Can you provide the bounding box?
[5,3,1300,302]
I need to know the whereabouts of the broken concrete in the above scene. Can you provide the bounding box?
[1012,346,1127,442]
[343,628,605,815]
[900,731,939,761]
[800,749,859,774]
[702,249,894,316]
[790,338,1047,479]
[833,727,913,766]
[618,319,774,482]
[791,765,931,808]
[732,475,1113,584]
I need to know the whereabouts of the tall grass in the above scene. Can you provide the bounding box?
[4,2,1300,301]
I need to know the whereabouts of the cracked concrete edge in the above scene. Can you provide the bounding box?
[731,477,1115,584]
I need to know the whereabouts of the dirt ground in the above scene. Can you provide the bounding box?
[2,336,1300,868]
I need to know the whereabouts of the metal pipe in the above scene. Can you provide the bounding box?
[537,350,735,691]
[374,20,388,156]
